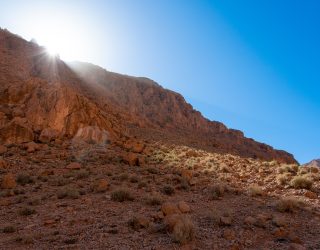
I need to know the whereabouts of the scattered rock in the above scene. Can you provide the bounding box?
[0,158,8,169]
[94,179,109,192]
[222,228,236,240]
[1,173,16,189]
[39,128,59,143]
[0,145,7,155]
[304,191,317,199]
[66,162,81,170]
[24,141,39,153]
[177,201,191,213]
[161,202,180,216]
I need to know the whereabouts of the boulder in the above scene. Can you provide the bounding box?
[123,152,139,166]
[39,128,59,143]
[161,202,180,216]
[24,141,40,153]
[177,201,191,213]
[0,118,34,144]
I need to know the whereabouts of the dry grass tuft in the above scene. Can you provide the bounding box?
[276,196,304,213]
[172,215,195,244]
[290,176,313,190]
[111,189,134,202]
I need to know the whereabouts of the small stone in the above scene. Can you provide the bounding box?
[1,173,16,189]
[0,158,8,169]
[161,202,180,216]
[95,179,109,192]
[24,141,39,153]
[304,191,317,199]
[164,214,181,231]
[66,162,81,170]
[222,228,236,240]
[0,145,7,155]
[272,216,287,227]
[219,216,232,226]
[136,215,150,228]
[177,201,191,213]
[244,216,256,225]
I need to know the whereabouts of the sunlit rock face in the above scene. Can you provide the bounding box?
[0,28,296,163]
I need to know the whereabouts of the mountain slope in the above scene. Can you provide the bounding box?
[0,28,296,163]
[303,159,320,168]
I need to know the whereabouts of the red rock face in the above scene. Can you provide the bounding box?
[0,29,296,163]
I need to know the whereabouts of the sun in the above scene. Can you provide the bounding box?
[25,12,93,61]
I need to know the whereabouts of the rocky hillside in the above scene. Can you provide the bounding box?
[0,28,295,163]
[303,159,320,168]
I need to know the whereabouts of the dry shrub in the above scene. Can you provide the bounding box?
[111,189,134,202]
[172,215,195,244]
[248,184,263,196]
[276,196,304,213]
[162,185,175,195]
[57,187,80,199]
[208,183,227,199]
[145,194,163,206]
[290,176,313,190]
[276,173,291,185]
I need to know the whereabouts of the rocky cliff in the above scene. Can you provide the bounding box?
[0,28,296,163]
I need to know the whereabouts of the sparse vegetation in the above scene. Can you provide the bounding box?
[171,215,195,244]
[111,189,134,202]
[2,225,16,233]
[208,183,226,199]
[276,196,304,213]
[16,173,34,186]
[248,184,263,196]
[19,207,36,216]
[290,176,313,189]
[57,187,80,199]
[145,194,163,206]
[162,185,175,195]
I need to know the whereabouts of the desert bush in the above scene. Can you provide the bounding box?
[145,194,163,206]
[278,165,298,174]
[290,176,313,189]
[162,185,175,195]
[118,173,129,181]
[75,170,90,179]
[276,173,291,185]
[2,225,16,233]
[16,173,34,186]
[146,167,159,174]
[138,181,147,188]
[57,187,80,199]
[172,215,195,244]
[248,184,263,196]
[19,207,36,216]
[276,196,304,213]
[111,189,134,202]
[129,175,139,183]
[128,217,140,230]
[208,183,227,200]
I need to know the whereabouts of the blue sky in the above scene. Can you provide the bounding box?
[0,0,319,163]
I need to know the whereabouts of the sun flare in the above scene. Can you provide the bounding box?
[23,10,94,61]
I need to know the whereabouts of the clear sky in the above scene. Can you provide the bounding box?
[0,0,319,163]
